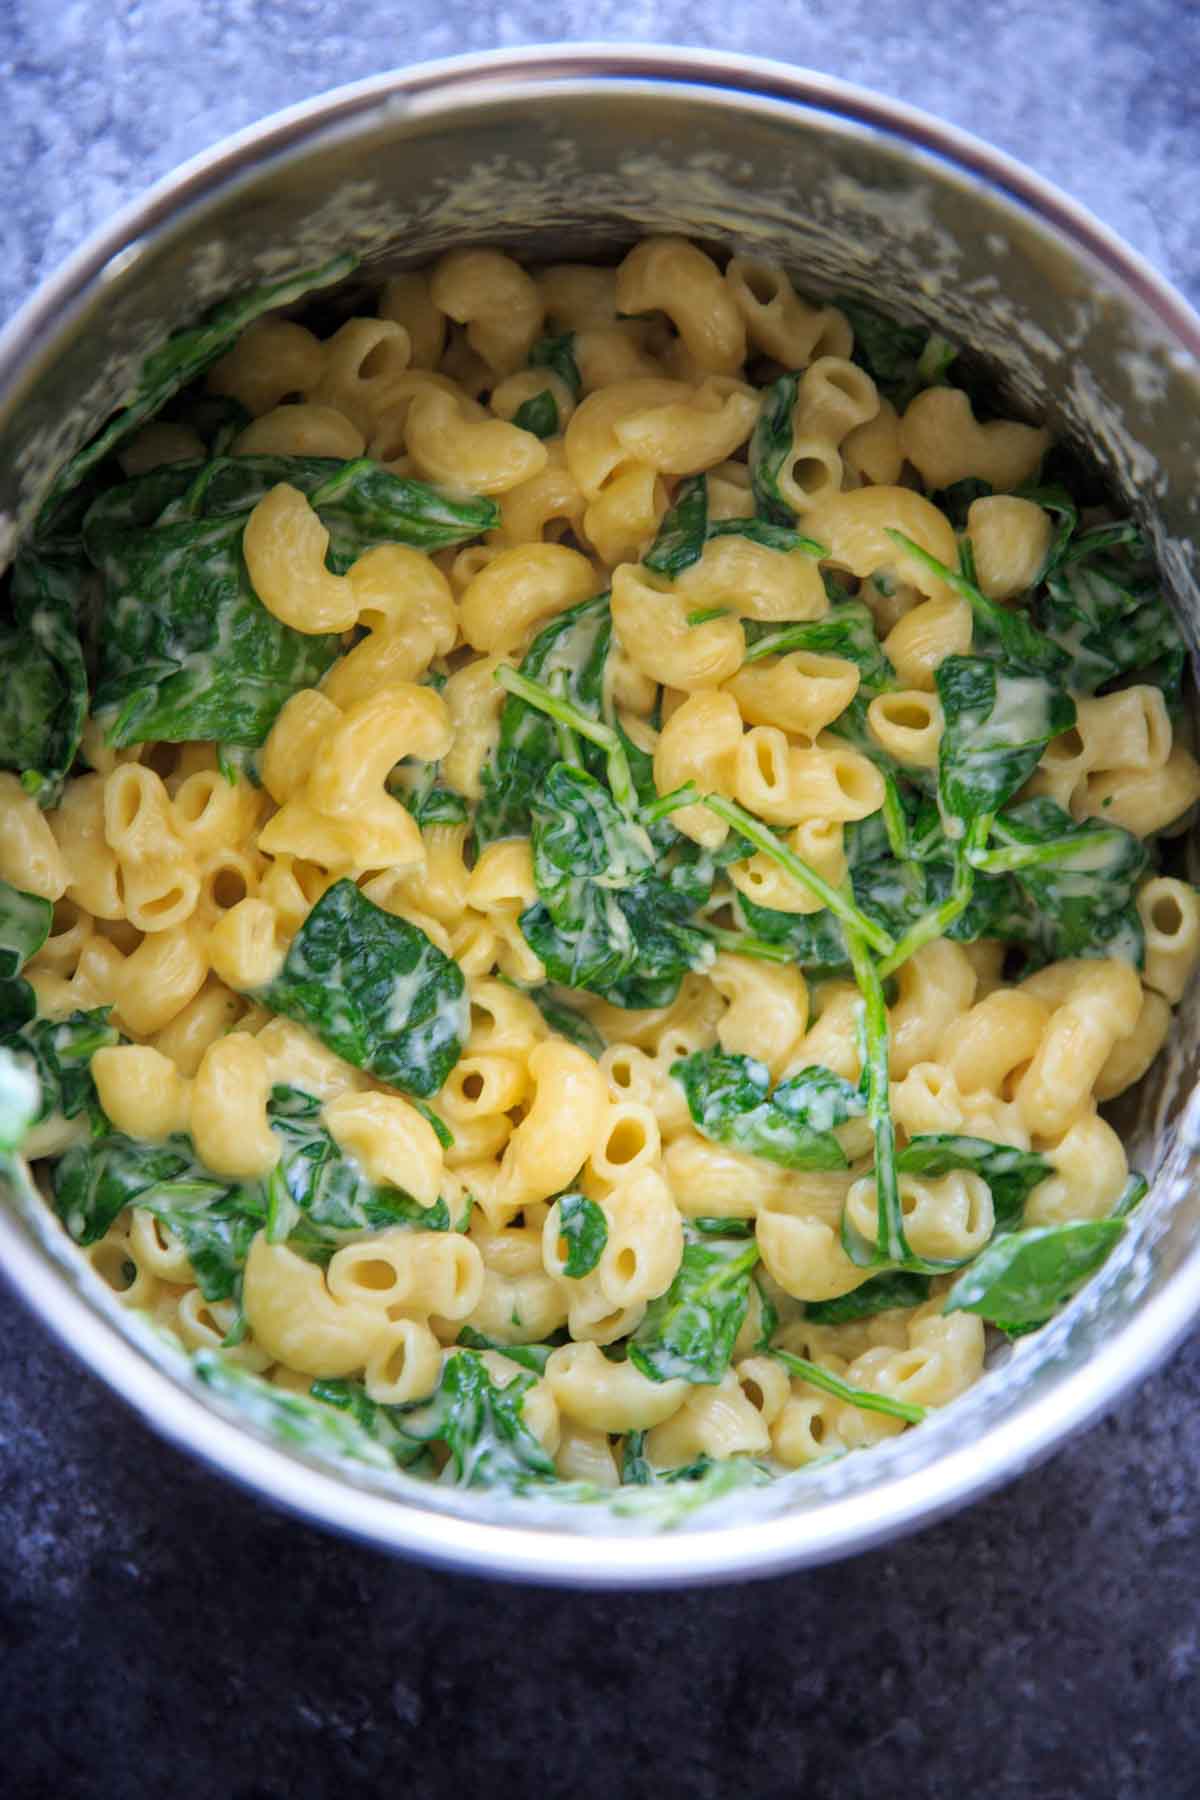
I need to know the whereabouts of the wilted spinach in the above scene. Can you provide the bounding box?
[936,656,1076,833]
[672,1050,865,1171]
[529,333,583,399]
[554,1192,608,1278]
[895,1134,1053,1233]
[38,252,358,528]
[0,549,91,804]
[257,879,467,1096]
[838,297,957,410]
[943,1219,1126,1333]
[1039,522,1186,705]
[0,1008,119,1128]
[87,454,497,748]
[804,1271,932,1325]
[630,1228,760,1385]
[475,592,612,845]
[973,797,1147,966]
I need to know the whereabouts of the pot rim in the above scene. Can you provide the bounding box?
[2,43,1199,1587]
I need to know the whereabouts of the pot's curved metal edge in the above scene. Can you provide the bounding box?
[3,42,1200,1585]
[3,1187,1198,1588]
[2,45,1199,373]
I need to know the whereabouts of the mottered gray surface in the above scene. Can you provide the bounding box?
[2,3,1199,1795]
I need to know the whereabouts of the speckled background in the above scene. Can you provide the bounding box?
[3,5,1199,1796]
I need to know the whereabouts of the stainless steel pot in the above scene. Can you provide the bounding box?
[2,45,1199,1586]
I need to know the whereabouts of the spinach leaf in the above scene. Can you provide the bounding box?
[932,477,993,528]
[706,517,826,557]
[895,1134,1053,1233]
[512,390,559,439]
[38,252,357,528]
[673,1050,865,1171]
[644,474,708,577]
[87,504,340,749]
[529,333,583,400]
[524,986,607,1058]
[265,1085,450,1247]
[936,656,1075,832]
[87,455,498,748]
[396,778,470,829]
[392,1348,557,1488]
[743,599,894,694]
[454,1327,557,1375]
[0,1044,40,1153]
[1039,524,1186,704]
[0,549,91,804]
[520,762,712,1009]
[530,763,656,908]
[258,879,466,1097]
[804,1271,932,1324]
[976,797,1147,966]
[748,373,800,525]
[888,530,1069,677]
[54,1127,247,1250]
[306,1376,432,1469]
[0,880,52,1028]
[0,1008,119,1126]
[475,592,612,846]
[555,1192,608,1278]
[838,298,957,409]
[943,1219,1126,1331]
[770,1353,928,1418]
[770,1347,926,1423]
[732,890,850,974]
[621,1429,654,1485]
[629,1229,760,1385]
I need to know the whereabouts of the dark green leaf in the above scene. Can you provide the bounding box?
[512,389,559,438]
[706,517,827,557]
[0,1008,119,1126]
[743,600,894,695]
[838,298,956,409]
[621,1429,653,1485]
[931,477,993,528]
[555,1192,608,1278]
[770,1347,925,1422]
[895,1133,1053,1233]
[394,1348,557,1487]
[943,1219,1126,1330]
[644,474,709,577]
[53,1129,243,1250]
[524,987,607,1058]
[981,797,1147,966]
[936,655,1076,831]
[258,879,467,1096]
[0,549,92,804]
[38,252,357,529]
[748,373,800,525]
[629,1231,760,1384]
[0,881,52,979]
[455,1327,556,1375]
[1040,526,1186,705]
[529,333,582,399]
[475,592,612,846]
[265,1084,451,1246]
[804,1271,932,1324]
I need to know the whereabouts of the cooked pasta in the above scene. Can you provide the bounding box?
[0,236,1192,1500]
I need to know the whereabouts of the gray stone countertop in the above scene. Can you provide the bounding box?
[2,4,1199,1794]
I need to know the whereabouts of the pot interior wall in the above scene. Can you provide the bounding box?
[3,68,1200,1555]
